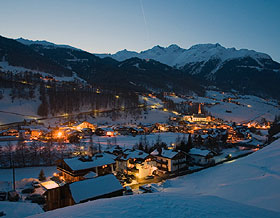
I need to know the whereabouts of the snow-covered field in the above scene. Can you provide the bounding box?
[0,89,40,124]
[89,132,187,148]
[0,166,57,182]
[204,91,280,123]
[0,201,43,218]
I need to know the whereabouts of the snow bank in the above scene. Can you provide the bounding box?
[0,201,43,218]
[28,193,279,218]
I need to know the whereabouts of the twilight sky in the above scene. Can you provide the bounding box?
[1,0,280,61]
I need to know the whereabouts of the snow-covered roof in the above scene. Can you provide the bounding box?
[69,174,123,203]
[83,171,97,179]
[40,181,59,190]
[122,149,149,160]
[189,148,211,157]
[151,149,179,159]
[64,153,116,171]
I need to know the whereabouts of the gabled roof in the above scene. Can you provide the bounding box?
[69,174,123,203]
[151,149,179,159]
[119,149,149,160]
[64,153,116,171]
[189,148,211,157]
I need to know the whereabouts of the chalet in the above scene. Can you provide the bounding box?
[57,152,116,183]
[150,148,188,173]
[95,127,115,136]
[114,126,130,135]
[189,148,215,166]
[73,121,96,131]
[129,127,145,136]
[154,123,169,132]
[140,124,155,134]
[42,174,122,211]
[104,145,123,156]
[116,149,156,179]
[41,181,73,211]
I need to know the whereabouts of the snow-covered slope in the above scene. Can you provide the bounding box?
[29,139,280,217]
[16,37,79,50]
[96,43,272,69]
[166,138,280,212]
[0,202,43,218]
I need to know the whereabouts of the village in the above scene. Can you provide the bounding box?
[0,101,271,212]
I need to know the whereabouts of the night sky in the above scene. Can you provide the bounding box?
[1,0,280,61]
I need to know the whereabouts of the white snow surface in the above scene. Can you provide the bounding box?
[0,166,57,182]
[189,148,211,156]
[0,201,43,218]
[29,139,280,217]
[95,43,271,69]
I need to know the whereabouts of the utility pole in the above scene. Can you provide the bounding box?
[12,161,15,191]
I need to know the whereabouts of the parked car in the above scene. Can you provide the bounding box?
[0,191,7,201]
[145,175,154,180]
[139,185,152,193]
[8,191,19,201]
[32,181,40,188]
[22,187,35,194]
[124,186,133,195]
[26,194,45,204]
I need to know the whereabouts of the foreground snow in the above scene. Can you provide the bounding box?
[29,193,279,218]
[29,139,280,217]
[167,139,280,212]
[0,201,43,218]
[0,166,57,182]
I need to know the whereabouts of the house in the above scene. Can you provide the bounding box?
[129,127,145,136]
[114,126,130,135]
[104,145,123,156]
[116,149,156,179]
[69,174,123,204]
[73,121,97,132]
[95,127,115,136]
[150,148,188,173]
[189,148,215,166]
[57,152,116,183]
[41,181,73,211]
[42,174,123,211]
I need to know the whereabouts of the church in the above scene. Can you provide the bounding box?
[182,104,212,123]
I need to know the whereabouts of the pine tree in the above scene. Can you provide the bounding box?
[38,169,46,181]
[186,134,193,152]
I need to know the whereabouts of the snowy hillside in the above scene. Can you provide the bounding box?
[205,91,280,123]
[29,139,280,217]
[96,43,272,69]
[165,138,280,212]
[166,90,280,123]
[16,37,79,50]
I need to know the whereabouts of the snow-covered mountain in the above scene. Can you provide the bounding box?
[96,43,280,98]
[16,37,80,50]
[95,43,272,69]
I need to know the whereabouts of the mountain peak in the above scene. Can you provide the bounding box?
[95,42,273,69]
[189,43,223,50]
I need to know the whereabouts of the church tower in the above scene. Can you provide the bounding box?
[198,103,202,114]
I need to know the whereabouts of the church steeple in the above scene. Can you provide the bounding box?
[198,103,202,114]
